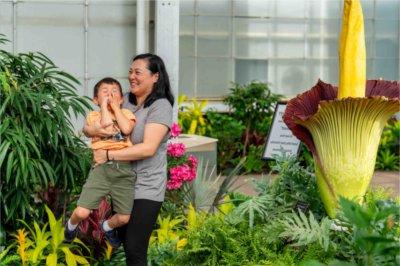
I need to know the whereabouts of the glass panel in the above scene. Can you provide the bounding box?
[234,18,269,58]
[233,0,271,17]
[268,59,309,96]
[269,19,305,58]
[373,58,398,80]
[375,20,399,58]
[197,16,230,57]
[16,2,84,78]
[179,56,195,97]
[197,57,233,97]
[180,15,195,57]
[360,0,374,19]
[321,59,339,85]
[0,2,13,52]
[366,59,374,78]
[197,0,231,16]
[307,59,322,87]
[376,0,399,20]
[275,0,305,18]
[308,0,342,19]
[180,0,195,15]
[321,19,339,58]
[88,4,136,78]
[306,19,323,58]
[235,59,268,85]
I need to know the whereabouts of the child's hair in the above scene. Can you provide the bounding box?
[93,77,123,98]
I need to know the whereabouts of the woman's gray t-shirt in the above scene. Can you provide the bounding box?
[123,95,172,202]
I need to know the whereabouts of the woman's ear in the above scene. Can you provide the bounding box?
[93,97,99,105]
[153,72,159,83]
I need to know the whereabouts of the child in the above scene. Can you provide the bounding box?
[64,77,136,248]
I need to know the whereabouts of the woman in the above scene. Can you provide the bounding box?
[85,53,174,265]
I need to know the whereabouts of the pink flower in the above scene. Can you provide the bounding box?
[188,155,198,168]
[171,123,182,138]
[167,142,186,157]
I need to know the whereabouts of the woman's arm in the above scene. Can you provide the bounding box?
[93,123,169,164]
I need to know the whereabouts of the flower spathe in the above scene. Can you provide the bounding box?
[283,0,400,218]
[166,123,198,190]
[284,80,399,217]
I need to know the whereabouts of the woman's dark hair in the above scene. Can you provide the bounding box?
[93,77,123,98]
[129,53,174,108]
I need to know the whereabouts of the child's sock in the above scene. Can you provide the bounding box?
[67,219,78,231]
[102,220,113,232]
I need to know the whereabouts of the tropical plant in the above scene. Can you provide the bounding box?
[166,123,198,191]
[178,94,208,135]
[180,157,245,213]
[229,194,273,228]
[4,205,89,265]
[205,111,245,171]
[268,155,326,218]
[376,120,400,170]
[283,0,400,217]
[337,197,400,265]
[0,35,92,230]
[78,197,112,260]
[279,211,332,252]
[223,81,281,156]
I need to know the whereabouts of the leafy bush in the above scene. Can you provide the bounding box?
[376,120,400,170]
[337,197,400,265]
[268,155,326,219]
[178,95,208,135]
[223,82,281,156]
[2,206,89,265]
[0,36,92,231]
[205,111,245,171]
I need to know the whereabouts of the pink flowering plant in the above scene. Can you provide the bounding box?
[167,123,198,190]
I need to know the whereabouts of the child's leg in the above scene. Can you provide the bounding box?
[103,213,131,231]
[70,206,91,225]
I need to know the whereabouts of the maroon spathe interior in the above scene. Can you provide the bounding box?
[283,79,400,156]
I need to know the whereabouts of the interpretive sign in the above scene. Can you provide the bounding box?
[263,102,301,159]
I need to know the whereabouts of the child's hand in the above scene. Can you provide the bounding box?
[108,93,121,111]
[93,120,115,137]
[100,95,110,107]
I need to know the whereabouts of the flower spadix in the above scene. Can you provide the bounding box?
[283,0,400,218]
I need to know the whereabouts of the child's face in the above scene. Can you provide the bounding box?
[94,83,123,106]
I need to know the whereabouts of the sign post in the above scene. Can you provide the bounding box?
[263,102,301,159]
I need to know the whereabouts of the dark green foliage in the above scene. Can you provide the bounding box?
[241,145,265,173]
[337,197,400,265]
[268,155,326,219]
[172,216,273,265]
[205,111,245,171]
[204,81,280,173]
[223,81,281,157]
[148,240,179,266]
[376,120,400,170]
[0,36,92,230]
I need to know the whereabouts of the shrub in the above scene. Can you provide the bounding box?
[0,36,92,232]
[223,82,281,156]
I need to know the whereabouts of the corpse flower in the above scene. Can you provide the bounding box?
[283,0,400,217]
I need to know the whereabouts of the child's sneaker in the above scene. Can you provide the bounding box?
[101,221,121,248]
[64,223,79,242]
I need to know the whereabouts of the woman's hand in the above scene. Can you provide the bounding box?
[93,149,108,165]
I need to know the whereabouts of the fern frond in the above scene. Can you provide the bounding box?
[280,211,332,251]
